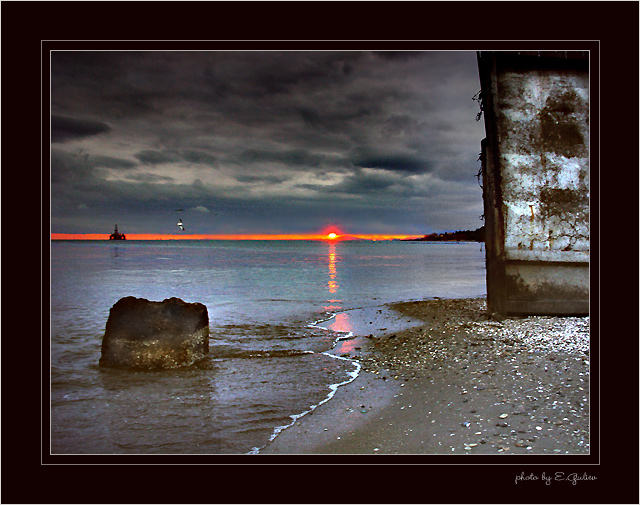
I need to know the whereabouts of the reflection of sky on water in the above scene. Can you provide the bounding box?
[327,312,353,334]
[329,313,357,354]
[335,338,357,355]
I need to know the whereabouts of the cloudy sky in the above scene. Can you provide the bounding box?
[50,50,486,237]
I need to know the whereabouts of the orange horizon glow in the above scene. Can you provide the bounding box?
[50,232,421,241]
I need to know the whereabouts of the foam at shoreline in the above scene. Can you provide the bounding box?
[250,304,428,454]
[247,312,358,454]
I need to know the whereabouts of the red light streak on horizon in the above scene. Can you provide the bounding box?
[51,232,421,241]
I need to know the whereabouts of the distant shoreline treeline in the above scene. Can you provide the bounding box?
[402,226,485,243]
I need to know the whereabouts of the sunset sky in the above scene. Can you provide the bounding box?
[50,50,486,239]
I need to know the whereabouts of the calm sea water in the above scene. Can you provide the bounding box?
[50,239,486,454]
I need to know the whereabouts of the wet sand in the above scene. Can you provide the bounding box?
[261,297,590,455]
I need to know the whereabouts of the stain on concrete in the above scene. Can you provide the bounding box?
[540,187,587,218]
[538,88,587,158]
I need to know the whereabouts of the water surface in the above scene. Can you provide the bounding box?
[50,239,486,454]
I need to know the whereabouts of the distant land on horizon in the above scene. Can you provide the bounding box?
[401,226,485,243]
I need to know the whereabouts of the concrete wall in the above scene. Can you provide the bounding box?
[478,51,589,316]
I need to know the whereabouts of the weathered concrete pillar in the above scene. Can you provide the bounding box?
[478,51,589,316]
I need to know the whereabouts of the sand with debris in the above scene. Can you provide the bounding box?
[261,297,590,455]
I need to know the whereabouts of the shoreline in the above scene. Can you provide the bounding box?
[260,297,590,455]
[249,303,426,454]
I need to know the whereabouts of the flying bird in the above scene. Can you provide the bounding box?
[177,218,185,231]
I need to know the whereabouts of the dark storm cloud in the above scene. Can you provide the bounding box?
[299,167,423,198]
[199,51,363,102]
[89,155,137,170]
[51,115,111,143]
[134,149,219,166]
[124,173,175,183]
[50,50,486,235]
[238,147,342,169]
[134,150,182,165]
[325,170,399,195]
[353,154,430,174]
[51,148,95,184]
[51,149,136,183]
[235,174,290,184]
[182,150,218,166]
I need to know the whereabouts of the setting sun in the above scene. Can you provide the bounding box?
[327,233,338,240]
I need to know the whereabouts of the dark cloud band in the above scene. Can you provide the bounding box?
[51,115,111,143]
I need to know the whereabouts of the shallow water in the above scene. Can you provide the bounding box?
[49,239,486,454]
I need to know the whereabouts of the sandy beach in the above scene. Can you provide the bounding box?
[260,297,590,455]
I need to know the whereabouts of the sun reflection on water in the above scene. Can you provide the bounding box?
[327,242,339,294]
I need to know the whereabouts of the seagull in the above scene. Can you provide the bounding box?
[178,218,185,231]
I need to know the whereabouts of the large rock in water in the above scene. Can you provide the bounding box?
[99,297,209,370]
